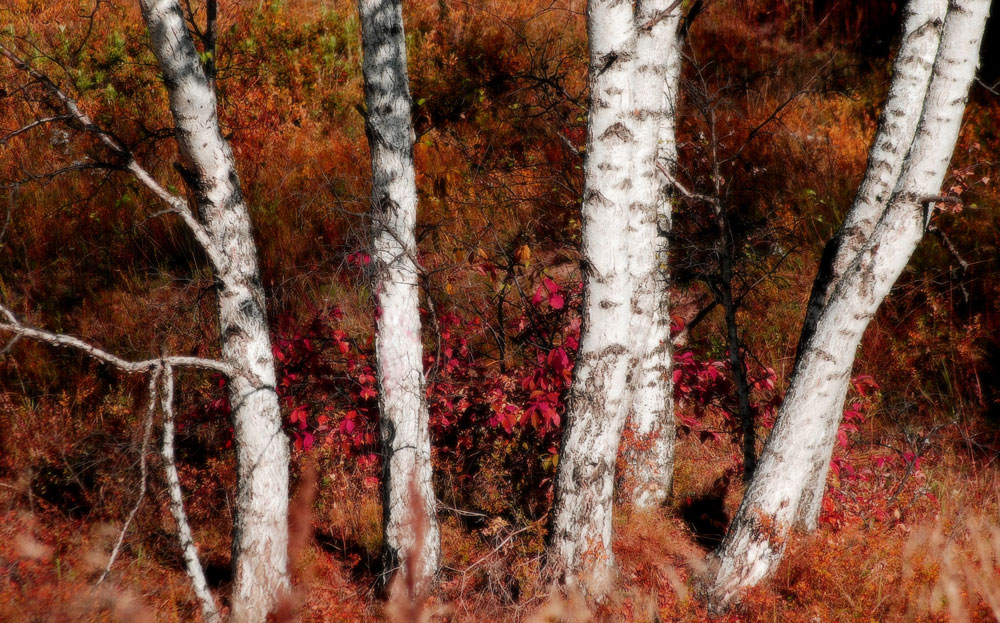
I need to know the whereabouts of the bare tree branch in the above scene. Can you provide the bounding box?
[0,43,228,274]
[919,194,963,206]
[161,362,222,623]
[976,76,1000,95]
[927,223,970,272]
[1,115,71,144]
[0,303,234,376]
[1,161,104,189]
[639,0,684,31]
[656,160,718,205]
[671,299,718,347]
[928,223,971,302]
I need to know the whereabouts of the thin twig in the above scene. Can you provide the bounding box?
[656,160,717,205]
[927,224,970,272]
[462,524,533,576]
[96,366,161,585]
[927,223,970,301]
[639,0,683,31]
[437,501,489,520]
[672,299,718,347]
[0,115,71,144]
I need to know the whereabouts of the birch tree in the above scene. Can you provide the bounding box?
[137,3,290,619]
[3,1,291,618]
[704,0,990,610]
[793,0,949,530]
[625,1,685,510]
[357,0,441,592]
[548,0,683,590]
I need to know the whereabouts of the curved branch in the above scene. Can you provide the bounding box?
[0,303,234,377]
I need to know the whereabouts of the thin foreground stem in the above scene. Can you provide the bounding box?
[161,362,221,623]
[96,366,161,585]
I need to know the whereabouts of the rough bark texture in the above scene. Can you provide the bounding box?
[705,0,988,611]
[358,0,441,592]
[549,0,685,590]
[548,0,640,592]
[625,0,684,509]
[719,250,756,481]
[138,2,290,620]
[794,0,949,530]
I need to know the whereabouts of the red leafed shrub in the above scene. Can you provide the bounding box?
[423,276,582,517]
[184,275,585,520]
[672,347,780,449]
[272,307,380,455]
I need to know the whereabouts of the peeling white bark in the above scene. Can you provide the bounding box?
[625,0,684,509]
[138,2,289,621]
[706,0,989,611]
[357,0,441,592]
[794,0,949,530]
[550,0,686,588]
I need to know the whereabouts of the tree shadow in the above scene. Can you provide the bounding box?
[678,474,732,550]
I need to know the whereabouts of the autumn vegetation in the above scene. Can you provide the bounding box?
[1,0,999,621]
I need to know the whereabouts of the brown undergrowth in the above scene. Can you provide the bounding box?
[7,414,999,622]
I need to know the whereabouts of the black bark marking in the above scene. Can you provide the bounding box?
[600,122,634,143]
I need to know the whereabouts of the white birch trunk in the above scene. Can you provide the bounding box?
[138,2,290,620]
[357,0,441,592]
[548,0,641,593]
[705,0,989,611]
[625,0,684,509]
[794,0,948,530]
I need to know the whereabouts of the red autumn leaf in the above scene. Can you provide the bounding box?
[289,405,308,426]
[532,284,545,306]
[547,347,569,373]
